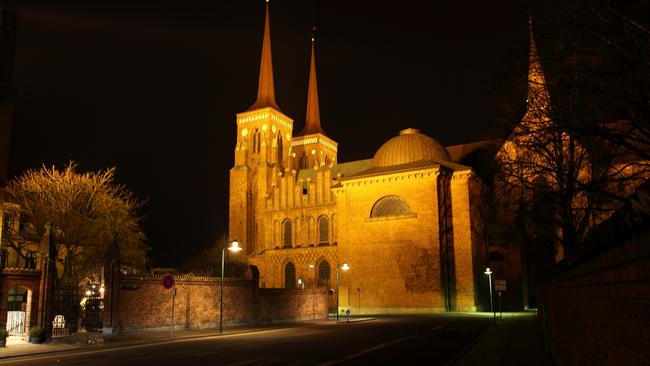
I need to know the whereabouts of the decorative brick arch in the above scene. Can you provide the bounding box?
[0,268,41,334]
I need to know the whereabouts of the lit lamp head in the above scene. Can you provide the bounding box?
[484,267,492,275]
[228,240,242,253]
[341,263,350,271]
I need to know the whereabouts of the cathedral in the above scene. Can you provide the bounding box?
[229,1,487,313]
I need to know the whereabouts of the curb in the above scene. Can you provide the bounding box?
[443,320,495,366]
[0,323,315,361]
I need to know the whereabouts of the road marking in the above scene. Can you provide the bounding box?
[0,327,292,365]
[318,325,445,366]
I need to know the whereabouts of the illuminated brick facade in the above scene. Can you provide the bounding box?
[228,2,487,314]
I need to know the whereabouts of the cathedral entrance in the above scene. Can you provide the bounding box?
[6,287,29,335]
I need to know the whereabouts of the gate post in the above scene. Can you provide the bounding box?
[36,223,57,339]
[102,236,121,336]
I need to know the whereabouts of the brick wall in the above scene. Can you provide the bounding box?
[257,288,328,322]
[538,228,650,365]
[117,274,328,332]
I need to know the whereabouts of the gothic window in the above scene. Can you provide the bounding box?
[488,251,505,261]
[317,260,330,287]
[24,252,36,269]
[273,220,278,245]
[2,213,11,235]
[277,135,283,164]
[325,155,331,166]
[331,214,336,243]
[282,219,292,248]
[370,195,412,217]
[0,249,8,269]
[307,216,314,245]
[284,262,296,289]
[318,216,329,245]
[252,129,261,154]
[300,153,307,169]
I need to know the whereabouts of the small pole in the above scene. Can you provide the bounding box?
[336,267,339,322]
[485,268,495,322]
[498,291,503,320]
[220,247,225,333]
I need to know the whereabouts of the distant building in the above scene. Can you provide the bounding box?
[228,2,490,313]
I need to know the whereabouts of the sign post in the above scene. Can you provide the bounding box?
[162,274,175,338]
[494,280,506,320]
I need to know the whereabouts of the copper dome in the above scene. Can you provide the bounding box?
[372,128,451,167]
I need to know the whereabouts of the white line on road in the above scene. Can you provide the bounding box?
[318,325,445,366]
[0,327,292,365]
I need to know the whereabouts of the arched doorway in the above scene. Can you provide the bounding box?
[7,287,30,335]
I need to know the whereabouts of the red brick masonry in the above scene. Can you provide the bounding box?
[118,274,328,332]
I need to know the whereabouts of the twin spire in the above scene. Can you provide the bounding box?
[526,17,550,110]
[301,28,324,135]
[248,0,278,111]
[248,1,325,137]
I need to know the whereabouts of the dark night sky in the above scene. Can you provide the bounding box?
[6,0,529,266]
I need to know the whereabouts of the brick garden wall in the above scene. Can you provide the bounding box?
[537,184,650,365]
[257,288,328,322]
[117,274,328,332]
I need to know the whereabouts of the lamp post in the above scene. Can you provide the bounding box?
[220,240,241,333]
[484,267,495,321]
[336,263,350,321]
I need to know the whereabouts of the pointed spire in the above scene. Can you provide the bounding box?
[301,27,325,135]
[249,0,279,111]
[526,16,549,106]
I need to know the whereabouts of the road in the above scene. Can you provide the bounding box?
[1,315,491,366]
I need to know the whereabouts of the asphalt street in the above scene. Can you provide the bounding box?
[0,315,492,366]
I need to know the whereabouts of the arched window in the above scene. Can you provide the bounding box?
[277,135,283,163]
[300,153,307,169]
[0,249,8,269]
[24,252,36,269]
[282,220,292,248]
[488,251,505,261]
[370,195,412,217]
[317,260,330,287]
[273,220,279,245]
[284,262,296,289]
[331,214,336,243]
[252,129,261,153]
[318,216,329,245]
[307,216,314,245]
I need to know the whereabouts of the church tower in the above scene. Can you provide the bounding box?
[229,0,294,255]
[292,30,338,170]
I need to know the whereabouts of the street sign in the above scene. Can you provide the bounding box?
[162,274,175,289]
[495,280,506,291]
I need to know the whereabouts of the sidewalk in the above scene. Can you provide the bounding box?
[454,311,555,366]
[0,320,330,360]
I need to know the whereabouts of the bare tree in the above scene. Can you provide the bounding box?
[177,234,246,277]
[4,162,149,278]
[495,4,650,258]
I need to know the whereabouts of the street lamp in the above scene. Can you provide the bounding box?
[484,267,495,321]
[336,263,350,321]
[220,240,242,333]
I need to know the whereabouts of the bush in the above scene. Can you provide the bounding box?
[0,328,8,340]
[28,327,44,338]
